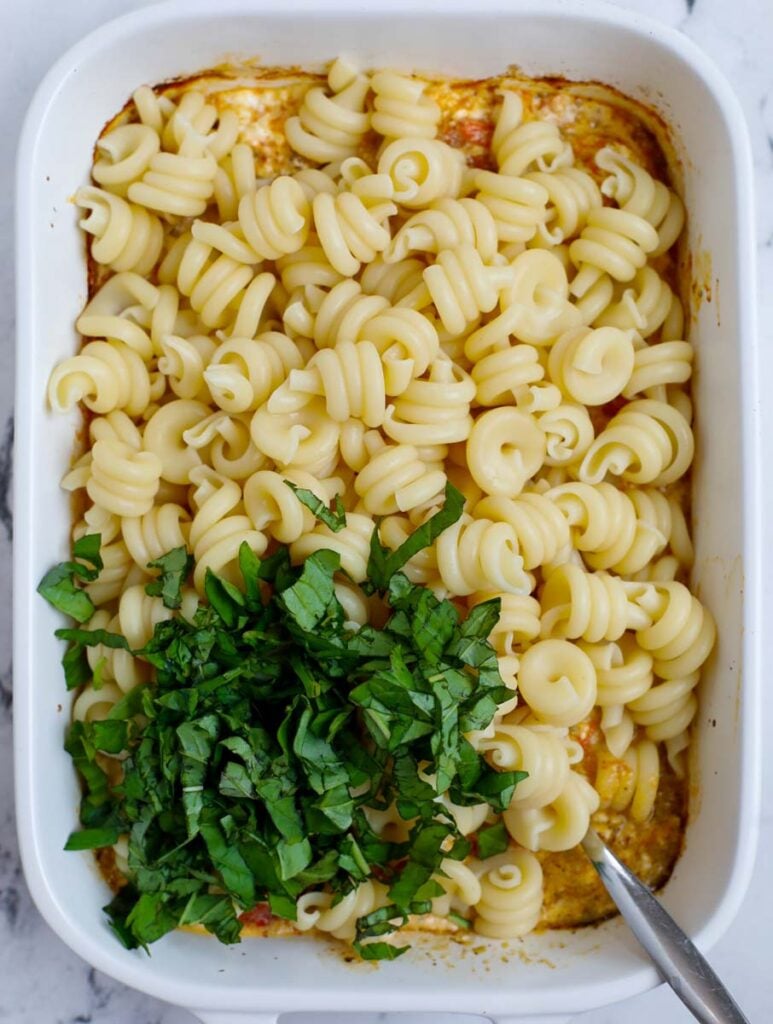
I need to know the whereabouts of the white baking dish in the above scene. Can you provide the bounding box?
[14,1,760,1021]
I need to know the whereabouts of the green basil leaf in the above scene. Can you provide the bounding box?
[268,891,297,921]
[285,482,347,532]
[179,893,242,944]
[279,549,341,631]
[366,482,464,590]
[476,820,509,859]
[37,534,103,622]
[460,598,501,640]
[64,826,122,850]
[204,569,245,627]
[38,567,95,622]
[145,547,193,609]
[353,940,409,961]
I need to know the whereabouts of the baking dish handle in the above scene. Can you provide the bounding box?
[191,1014,571,1023]
[192,1014,279,1024]
[488,1017,572,1023]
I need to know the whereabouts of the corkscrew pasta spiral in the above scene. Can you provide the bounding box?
[466,408,546,497]
[86,439,162,518]
[188,466,267,592]
[504,771,600,852]
[595,739,660,822]
[276,242,343,292]
[596,146,685,257]
[547,482,673,575]
[370,70,441,140]
[432,859,483,917]
[384,357,475,445]
[157,334,215,402]
[378,137,465,209]
[635,581,716,679]
[158,233,260,330]
[359,254,427,307]
[477,721,575,810]
[434,514,532,596]
[213,142,258,221]
[517,638,597,727]
[474,493,571,571]
[491,92,572,176]
[471,592,542,652]
[547,325,636,406]
[525,166,602,244]
[121,503,191,569]
[475,170,550,243]
[75,186,163,275]
[48,341,153,417]
[244,469,342,544]
[76,272,158,361]
[474,249,580,349]
[274,340,387,427]
[628,672,700,774]
[538,401,595,468]
[236,176,311,260]
[285,59,371,163]
[569,207,660,299]
[470,342,544,407]
[290,513,374,583]
[179,410,262,483]
[624,340,694,400]
[579,398,694,487]
[143,399,211,484]
[204,331,305,414]
[386,197,499,264]
[540,563,655,643]
[354,442,447,516]
[424,245,515,336]
[128,138,218,218]
[92,123,160,195]
[84,540,138,607]
[472,849,544,938]
[82,609,147,694]
[313,188,397,277]
[296,881,388,942]
[595,266,677,339]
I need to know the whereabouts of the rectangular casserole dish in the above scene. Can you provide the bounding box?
[14,1,760,1021]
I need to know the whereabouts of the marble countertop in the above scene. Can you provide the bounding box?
[1,0,770,1021]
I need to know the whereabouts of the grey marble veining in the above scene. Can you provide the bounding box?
[1,0,771,1021]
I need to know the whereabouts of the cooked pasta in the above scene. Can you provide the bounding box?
[75,186,163,275]
[504,771,601,852]
[285,58,371,163]
[472,849,544,938]
[547,325,636,406]
[378,137,465,209]
[48,62,711,955]
[371,70,441,140]
[579,398,694,487]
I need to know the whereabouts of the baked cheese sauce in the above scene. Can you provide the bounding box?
[97,67,687,941]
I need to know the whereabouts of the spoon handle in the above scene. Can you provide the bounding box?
[581,829,750,1024]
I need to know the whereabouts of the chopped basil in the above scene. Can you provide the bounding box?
[42,486,527,957]
[37,532,103,622]
[285,482,347,533]
[476,820,510,859]
[145,547,193,609]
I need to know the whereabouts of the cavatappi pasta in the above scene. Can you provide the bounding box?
[51,61,713,949]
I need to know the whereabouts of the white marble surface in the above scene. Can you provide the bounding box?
[1,0,771,1020]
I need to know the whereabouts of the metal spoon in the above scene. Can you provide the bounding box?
[581,828,750,1023]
